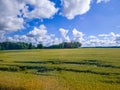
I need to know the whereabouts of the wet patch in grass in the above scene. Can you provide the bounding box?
[101,80,120,84]
[0,85,26,90]
[1,64,120,76]
[15,60,120,69]
[0,66,27,72]
[0,60,3,62]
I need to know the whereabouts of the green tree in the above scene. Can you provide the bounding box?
[28,43,33,49]
[37,44,43,49]
[0,44,1,50]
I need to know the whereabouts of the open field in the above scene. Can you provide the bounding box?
[0,48,120,90]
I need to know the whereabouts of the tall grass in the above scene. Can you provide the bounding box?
[0,48,120,90]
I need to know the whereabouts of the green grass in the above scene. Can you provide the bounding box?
[0,48,120,90]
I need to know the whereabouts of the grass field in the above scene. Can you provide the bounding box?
[0,48,120,90]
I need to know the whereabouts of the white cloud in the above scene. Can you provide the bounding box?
[27,24,55,46]
[5,24,63,46]
[98,32,116,40]
[0,0,24,32]
[53,38,62,45]
[1,22,120,47]
[96,0,111,4]
[61,0,91,19]
[59,28,70,42]
[116,37,120,44]
[83,32,120,47]
[0,31,5,42]
[89,35,97,39]
[27,24,47,37]
[23,0,58,19]
[72,28,84,42]
[0,0,58,34]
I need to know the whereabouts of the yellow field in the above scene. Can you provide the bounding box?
[0,48,120,90]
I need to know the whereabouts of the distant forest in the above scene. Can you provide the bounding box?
[0,42,82,50]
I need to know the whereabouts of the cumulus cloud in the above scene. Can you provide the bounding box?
[116,37,120,44]
[2,25,120,47]
[23,0,58,19]
[72,28,84,42]
[6,24,62,46]
[0,0,58,33]
[83,32,120,47]
[53,38,62,45]
[27,24,57,46]
[27,24,47,37]
[59,28,70,42]
[61,0,91,19]
[0,0,24,32]
[96,0,111,4]
[0,31,5,42]
[98,32,116,40]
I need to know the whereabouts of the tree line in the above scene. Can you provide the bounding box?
[0,42,82,50]
[47,42,82,49]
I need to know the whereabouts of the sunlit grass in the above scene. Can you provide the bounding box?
[0,48,120,90]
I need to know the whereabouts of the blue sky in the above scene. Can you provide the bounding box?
[0,0,120,47]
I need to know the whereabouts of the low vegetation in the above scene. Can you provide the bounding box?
[0,48,120,90]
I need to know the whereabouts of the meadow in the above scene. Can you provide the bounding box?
[0,48,120,90]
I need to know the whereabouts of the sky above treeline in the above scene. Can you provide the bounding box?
[0,0,120,47]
